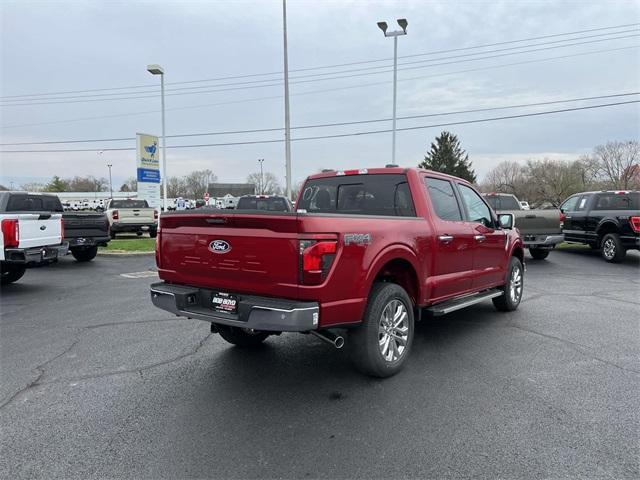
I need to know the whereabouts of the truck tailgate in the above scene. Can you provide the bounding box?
[118,208,156,224]
[18,213,63,248]
[512,209,562,235]
[158,212,300,299]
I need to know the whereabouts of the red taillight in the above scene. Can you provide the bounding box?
[112,209,119,220]
[60,218,64,243]
[560,212,566,222]
[630,216,640,233]
[299,240,337,284]
[2,219,19,248]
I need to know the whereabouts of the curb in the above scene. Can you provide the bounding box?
[98,250,155,256]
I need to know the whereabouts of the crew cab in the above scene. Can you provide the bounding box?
[0,192,68,285]
[105,199,158,238]
[560,190,640,262]
[483,193,563,260]
[150,168,524,377]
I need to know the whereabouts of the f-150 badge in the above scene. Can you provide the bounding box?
[344,233,372,246]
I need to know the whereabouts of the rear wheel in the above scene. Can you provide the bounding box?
[149,228,158,239]
[350,283,414,378]
[493,256,524,312]
[217,326,269,347]
[1,265,26,285]
[110,231,116,239]
[601,233,626,263]
[71,246,98,262]
[136,231,143,237]
[529,248,549,260]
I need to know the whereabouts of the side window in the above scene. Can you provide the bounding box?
[458,184,493,227]
[393,182,416,217]
[576,195,589,211]
[424,177,462,221]
[560,195,580,212]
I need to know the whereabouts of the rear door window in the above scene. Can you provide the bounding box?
[484,195,520,210]
[297,174,416,217]
[6,194,63,212]
[593,192,639,210]
[424,177,462,221]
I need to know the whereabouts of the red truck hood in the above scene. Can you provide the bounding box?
[157,212,300,299]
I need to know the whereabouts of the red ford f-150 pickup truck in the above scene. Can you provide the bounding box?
[151,167,525,377]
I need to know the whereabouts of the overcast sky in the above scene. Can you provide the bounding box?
[1,0,639,190]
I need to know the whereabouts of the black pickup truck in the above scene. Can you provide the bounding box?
[63,211,110,262]
[560,190,640,262]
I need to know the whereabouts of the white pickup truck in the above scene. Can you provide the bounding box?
[0,192,69,285]
[104,199,158,238]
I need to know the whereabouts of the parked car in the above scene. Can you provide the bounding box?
[483,193,563,260]
[63,210,110,262]
[560,190,640,262]
[236,195,293,212]
[519,201,530,210]
[0,192,68,285]
[104,199,158,238]
[150,167,524,377]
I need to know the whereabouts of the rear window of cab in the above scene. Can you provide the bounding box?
[6,194,63,212]
[297,174,416,217]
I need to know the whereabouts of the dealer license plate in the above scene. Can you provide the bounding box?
[211,292,238,315]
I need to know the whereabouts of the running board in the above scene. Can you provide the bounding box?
[426,289,503,316]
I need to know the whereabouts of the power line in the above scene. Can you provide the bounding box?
[3,32,638,107]
[2,44,637,129]
[2,92,637,146]
[2,100,637,153]
[2,22,637,101]
[2,28,637,104]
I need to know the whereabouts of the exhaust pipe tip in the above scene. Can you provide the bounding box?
[310,330,345,349]
[333,336,345,349]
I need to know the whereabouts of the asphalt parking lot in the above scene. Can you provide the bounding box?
[1,248,638,479]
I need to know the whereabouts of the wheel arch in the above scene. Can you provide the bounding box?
[364,246,422,307]
[596,220,620,246]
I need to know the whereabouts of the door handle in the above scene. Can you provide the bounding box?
[438,234,454,243]
[474,235,486,242]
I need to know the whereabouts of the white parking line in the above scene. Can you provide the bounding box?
[120,271,159,279]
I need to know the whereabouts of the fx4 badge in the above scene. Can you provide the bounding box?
[344,233,372,246]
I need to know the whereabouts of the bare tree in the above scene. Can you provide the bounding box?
[119,177,137,192]
[591,140,639,189]
[67,175,108,192]
[166,176,186,198]
[246,171,282,195]
[182,169,216,198]
[20,182,45,192]
[523,158,587,207]
[480,161,526,196]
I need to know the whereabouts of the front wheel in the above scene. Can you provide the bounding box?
[217,326,269,347]
[493,256,524,312]
[601,233,626,263]
[529,248,549,260]
[1,264,26,285]
[71,246,98,262]
[350,283,414,378]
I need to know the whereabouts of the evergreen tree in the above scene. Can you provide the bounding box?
[45,175,70,192]
[419,131,477,183]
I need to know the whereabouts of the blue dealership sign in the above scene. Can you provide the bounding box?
[137,167,161,183]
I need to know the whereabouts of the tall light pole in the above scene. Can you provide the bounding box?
[282,0,292,199]
[147,64,168,211]
[258,158,265,194]
[107,163,113,199]
[377,18,408,165]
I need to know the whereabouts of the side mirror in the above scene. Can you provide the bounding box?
[499,213,514,229]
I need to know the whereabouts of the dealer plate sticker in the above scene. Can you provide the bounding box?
[211,292,238,314]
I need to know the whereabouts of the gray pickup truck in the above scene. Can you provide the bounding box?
[483,193,563,260]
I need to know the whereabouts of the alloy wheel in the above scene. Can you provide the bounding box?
[378,299,409,363]
[603,239,616,260]
[509,265,523,304]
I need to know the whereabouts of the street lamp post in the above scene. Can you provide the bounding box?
[147,64,168,211]
[377,18,408,165]
[282,0,292,200]
[258,158,265,194]
[107,163,113,199]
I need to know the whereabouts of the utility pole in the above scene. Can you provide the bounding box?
[107,164,113,199]
[258,158,265,194]
[282,0,292,199]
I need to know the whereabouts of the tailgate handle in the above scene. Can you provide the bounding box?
[206,217,227,224]
[38,214,52,220]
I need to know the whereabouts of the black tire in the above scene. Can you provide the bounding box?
[493,256,524,312]
[110,231,116,239]
[601,233,626,263]
[529,248,550,260]
[1,265,26,285]
[71,246,98,262]
[350,282,414,378]
[149,228,158,239]
[217,325,269,347]
[136,231,143,237]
